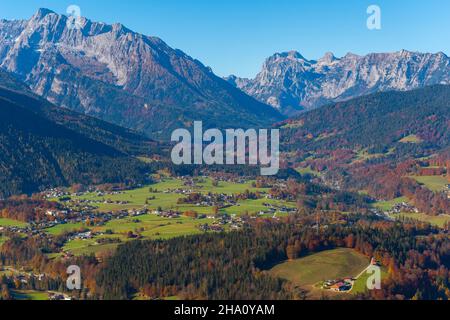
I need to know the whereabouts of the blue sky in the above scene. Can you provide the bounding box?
[1,0,449,78]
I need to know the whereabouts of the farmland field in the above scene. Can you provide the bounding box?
[352,267,387,294]
[48,177,297,256]
[410,175,448,192]
[295,166,322,177]
[11,290,49,301]
[45,222,85,235]
[55,215,211,256]
[0,218,28,228]
[399,212,450,228]
[374,197,409,211]
[60,178,276,214]
[399,134,423,143]
[56,178,294,217]
[269,248,369,287]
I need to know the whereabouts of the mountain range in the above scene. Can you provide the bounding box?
[0,8,282,139]
[227,50,450,115]
[0,8,449,198]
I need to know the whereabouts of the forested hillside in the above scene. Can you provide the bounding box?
[96,215,448,300]
[281,85,450,157]
[0,85,155,197]
[279,85,450,215]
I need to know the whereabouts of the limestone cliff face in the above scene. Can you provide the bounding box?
[227,50,450,115]
[0,9,282,139]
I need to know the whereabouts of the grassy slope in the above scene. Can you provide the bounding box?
[0,218,28,228]
[410,175,449,192]
[352,267,388,294]
[373,197,409,211]
[11,290,49,301]
[399,213,450,228]
[269,248,369,287]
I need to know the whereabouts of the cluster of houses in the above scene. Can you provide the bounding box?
[68,231,94,241]
[0,266,46,286]
[1,205,153,247]
[369,208,395,222]
[321,258,380,293]
[389,202,419,214]
[0,225,29,236]
[369,201,419,222]
[190,193,239,208]
[198,214,246,232]
[152,209,180,219]
[258,202,296,217]
[198,224,224,232]
[43,187,128,198]
[322,278,354,292]
[164,188,195,195]
[67,198,130,206]
[48,292,72,301]
[2,177,302,257]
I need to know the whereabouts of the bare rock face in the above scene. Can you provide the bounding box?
[227,50,450,115]
[0,9,282,139]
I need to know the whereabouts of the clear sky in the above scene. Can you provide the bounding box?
[1,0,449,78]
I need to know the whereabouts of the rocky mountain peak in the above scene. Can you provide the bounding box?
[318,52,338,64]
[33,8,56,19]
[228,50,450,115]
[0,8,282,139]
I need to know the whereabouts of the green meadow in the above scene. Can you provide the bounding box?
[45,222,86,235]
[410,175,448,192]
[295,166,322,177]
[52,215,209,256]
[399,212,450,228]
[48,177,296,256]
[399,134,423,144]
[269,248,369,287]
[56,177,294,218]
[11,290,49,301]
[374,197,409,211]
[0,218,28,228]
[61,178,273,214]
[352,267,387,294]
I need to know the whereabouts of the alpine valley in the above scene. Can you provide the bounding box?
[0,8,449,302]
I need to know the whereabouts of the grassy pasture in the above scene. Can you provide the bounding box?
[58,215,208,256]
[51,178,296,256]
[11,290,49,301]
[410,175,448,192]
[399,135,423,143]
[45,222,85,236]
[269,248,369,287]
[295,166,322,177]
[63,178,271,214]
[59,178,293,217]
[374,197,409,211]
[352,267,387,294]
[399,212,450,228]
[0,218,28,228]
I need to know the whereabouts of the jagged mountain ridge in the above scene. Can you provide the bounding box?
[0,8,282,139]
[227,50,450,115]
